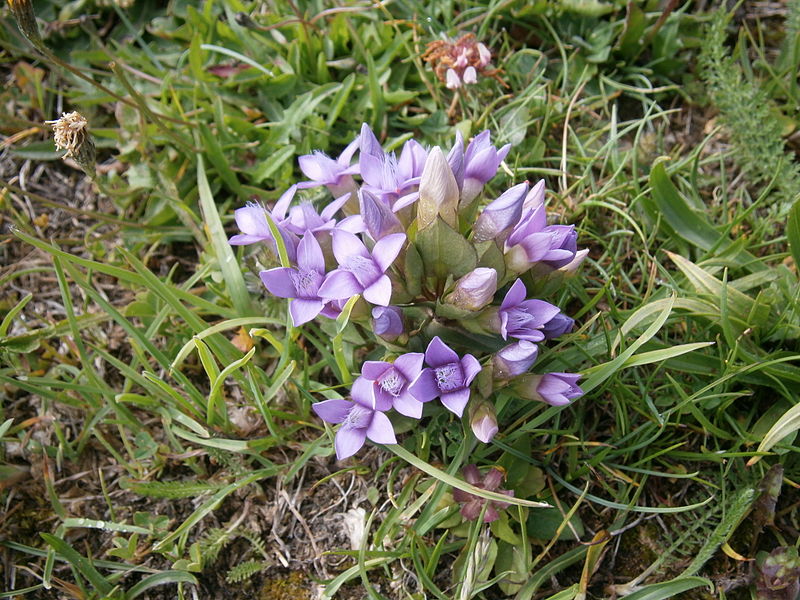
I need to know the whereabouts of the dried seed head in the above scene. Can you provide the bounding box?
[45,111,96,177]
[7,0,43,48]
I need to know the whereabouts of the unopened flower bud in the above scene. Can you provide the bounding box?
[371,306,404,341]
[360,189,403,240]
[46,111,96,177]
[541,314,574,339]
[559,248,589,275]
[493,341,538,379]
[473,182,528,242]
[417,146,460,230]
[470,400,498,443]
[446,68,461,89]
[462,66,477,85]
[446,267,497,311]
[523,179,546,213]
[8,0,43,48]
[514,372,583,406]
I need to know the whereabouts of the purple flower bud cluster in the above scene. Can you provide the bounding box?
[230,124,588,466]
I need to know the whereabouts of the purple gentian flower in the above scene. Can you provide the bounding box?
[541,313,574,339]
[408,336,481,417]
[229,186,299,262]
[473,182,529,242]
[282,194,350,236]
[312,377,396,460]
[497,279,562,342]
[297,137,360,196]
[515,373,583,406]
[358,124,427,210]
[452,465,513,522]
[372,306,404,341]
[361,353,425,418]
[360,189,403,240]
[461,131,511,204]
[493,340,538,379]
[318,231,406,306]
[504,205,578,272]
[259,232,331,326]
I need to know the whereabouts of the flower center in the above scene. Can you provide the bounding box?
[344,255,381,286]
[507,306,534,330]
[378,368,405,397]
[289,269,323,298]
[434,362,464,392]
[343,404,372,430]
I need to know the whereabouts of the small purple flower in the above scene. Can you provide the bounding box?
[445,267,497,311]
[360,189,403,241]
[361,353,425,418]
[452,465,513,522]
[469,400,498,443]
[541,313,574,339]
[473,182,529,242]
[408,336,481,417]
[372,306,404,341]
[318,231,406,306]
[229,186,299,261]
[259,232,331,326]
[515,373,584,406]
[504,205,578,272]
[461,131,511,204]
[297,137,360,194]
[282,193,350,236]
[358,124,426,209]
[497,279,562,342]
[493,340,538,379]
[312,376,397,460]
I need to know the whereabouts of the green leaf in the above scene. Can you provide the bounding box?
[620,577,712,600]
[666,252,757,325]
[196,155,254,317]
[787,197,800,268]
[40,534,113,595]
[582,295,676,394]
[750,401,800,465]
[127,570,198,598]
[649,160,724,253]
[415,217,478,283]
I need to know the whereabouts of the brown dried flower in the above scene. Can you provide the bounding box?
[422,33,506,90]
[46,111,96,176]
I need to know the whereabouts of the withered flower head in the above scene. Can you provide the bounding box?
[421,33,506,90]
[7,0,43,48]
[45,111,96,177]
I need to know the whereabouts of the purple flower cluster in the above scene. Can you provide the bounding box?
[313,336,480,459]
[230,123,588,479]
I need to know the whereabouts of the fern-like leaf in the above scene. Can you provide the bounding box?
[225,560,266,584]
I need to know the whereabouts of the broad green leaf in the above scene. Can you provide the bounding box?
[649,159,723,252]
